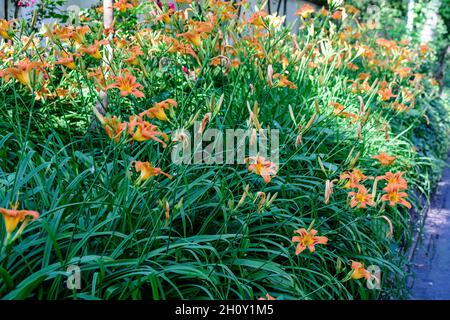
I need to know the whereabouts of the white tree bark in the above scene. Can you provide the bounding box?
[420,0,441,43]
[406,0,415,35]
[95,0,114,117]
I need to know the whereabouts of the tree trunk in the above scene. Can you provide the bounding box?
[420,0,441,43]
[406,0,415,35]
[93,0,114,120]
[14,1,20,19]
[435,45,449,96]
[4,0,8,19]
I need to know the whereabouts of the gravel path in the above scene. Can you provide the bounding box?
[409,158,450,299]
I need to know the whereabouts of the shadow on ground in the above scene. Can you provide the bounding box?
[409,158,450,299]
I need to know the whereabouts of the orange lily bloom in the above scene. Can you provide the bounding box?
[372,152,396,166]
[375,38,398,51]
[124,46,144,65]
[295,4,316,18]
[330,102,358,122]
[247,11,267,28]
[134,161,172,182]
[276,74,297,89]
[348,185,375,209]
[55,52,77,70]
[113,0,134,12]
[79,40,108,60]
[347,62,359,71]
[395,67,411,79]
[0,19,15,40]
[246,156,278,183]
[165,37,198,59]
[357,73,371,81]
[346,5,360,15]
[331,10,342,20]
[103,116,127,143]
[1,204,39,236]
[106,72,145,98]
[378,87,396,101]
[177,31,205,47]
[351,261,370,280]
[381,185,411,208]
[292,228,328,254]
[1,58,43,87]
[73,25,91,44]
[144,99,177,121]
[340,168,367,189]
[419,43,429,55]
[380,172,407,190]
[128,116,168,147]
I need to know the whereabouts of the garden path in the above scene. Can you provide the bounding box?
[409,156,450,299]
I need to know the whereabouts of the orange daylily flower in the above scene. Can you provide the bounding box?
[165,37,198,60]
[258,294,276,300]
[351,261,370,280]
[330,102,358,122]
[340,169,367,189]
[378,87,396,101]
[124,45,144,65]
[357,73,371,81]
[429,78,439,86]
[375,38,398,51]
[55,52,77,70]
[380,172,407,190]
[1,203,39,236]
[292,228,328,254]
[247,11,267,28]
[331,10,342,20]
[390,101,409,112]
[128,116,168,147]
[381,186,411,208]
[134,161,172,183]
[73,25,91,44]
[395,67,411,79]
[47,25,71,41]
[113,0,134,12]
[177,31,205,47]
[295,4,316,18]
[419,43,429,55]
[246,156,278,183]
[346,5,360,15]
[49,25,91,44]
[88,68,107,90]
[143,99,177,121]
[347,62,359,71]
[277,74,297,89]
[1,58,43,87]
[79,40,108,60]
[103,116,127,143]
[348,185,375,209]
[372,152,396,166]
[0,19,15,40]
[106,72,145,98]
